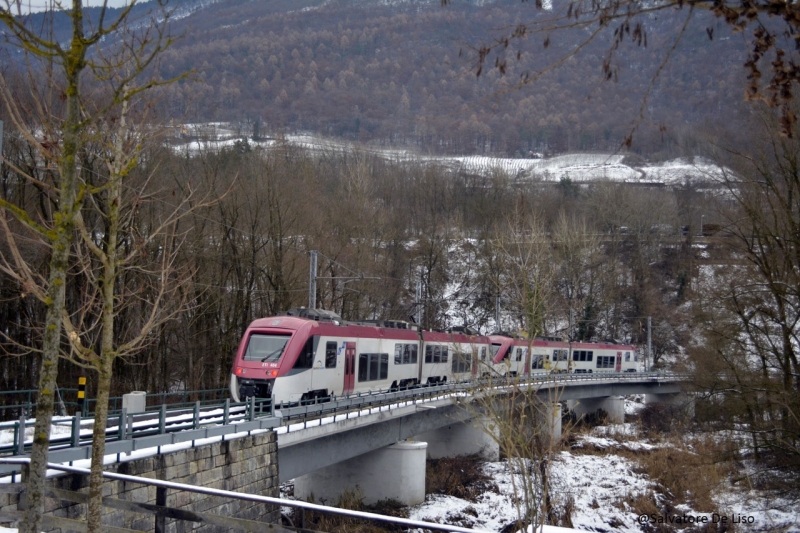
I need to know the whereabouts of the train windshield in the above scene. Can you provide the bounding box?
[243,333,291,363]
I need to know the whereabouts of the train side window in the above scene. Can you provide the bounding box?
[452,351,470,373]
[394,344,414,364]
[480,347,487,361]
[588,351,593,362]
[433,345,441,363]
[358,353,389,381]
[516,348,523,362]
[325,342,337,369]
[380,353,389,379]
[625,351,631,362]
[572,351,579,361]
[441,347,449,363]
[294,336,316,370]
[425,345,433,363]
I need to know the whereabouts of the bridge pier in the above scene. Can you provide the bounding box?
[567,396,625,424]
[539,403,562,445]
[414,416,499,460]
[293,441,427,506]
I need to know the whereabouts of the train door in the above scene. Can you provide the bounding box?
[344,342,356,394]
[615,351,622,372]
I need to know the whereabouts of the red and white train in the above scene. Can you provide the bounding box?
[229,308,640,404]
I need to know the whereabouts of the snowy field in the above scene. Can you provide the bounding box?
[406,423,800,532]
[171,127,730,186]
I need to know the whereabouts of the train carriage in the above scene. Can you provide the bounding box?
[230,308,640,404]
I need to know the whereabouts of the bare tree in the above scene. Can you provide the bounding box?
[0,2,181,530]
[61,93,205,531]
[694,108,800,488]
[488,204,555,337]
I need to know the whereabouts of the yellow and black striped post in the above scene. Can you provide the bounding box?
[77,377,86,416]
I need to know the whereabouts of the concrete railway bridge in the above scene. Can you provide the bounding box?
[0,373,689,532]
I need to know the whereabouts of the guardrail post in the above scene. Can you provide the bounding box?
[223,399,230,426]
[119,408,127,440]
[248,396,255,422]
[159,404,166,434]
[14,413,25,455]
[71,413,81,448]
[154,486,167,533]
[193,401,200,430]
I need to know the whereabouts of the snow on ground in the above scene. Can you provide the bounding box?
[407,440,651,533]
[407,423,800,533]
[169,127,730,186]
[714,483,800,532]
[550,451,650,533]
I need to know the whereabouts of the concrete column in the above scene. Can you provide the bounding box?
[414,417,499,461]
[569,396,625,424]
[293,441,427,506]
[540,403,562,445]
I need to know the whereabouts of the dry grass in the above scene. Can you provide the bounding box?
[425,454,498,501]
[290,488,408,533]
[632,437,733,512]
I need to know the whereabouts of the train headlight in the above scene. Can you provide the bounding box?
[269,370,278,377]
[236,367,246,375]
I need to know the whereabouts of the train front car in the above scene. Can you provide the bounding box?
[230,315,314,404]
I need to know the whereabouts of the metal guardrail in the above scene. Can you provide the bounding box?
[0,387,230,420]
[0,458,493,532]
[0,372,689,478]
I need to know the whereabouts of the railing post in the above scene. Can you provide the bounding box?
[119,408,128,440]
[71,413,81,448]
[154,486,167,533]
[193,401,200,430]
[159,404,167,434]
[248,396,255,422]
[223,399,230,426]
[16,414,25,455]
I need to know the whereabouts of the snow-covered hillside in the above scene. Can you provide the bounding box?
[172,127,729,186]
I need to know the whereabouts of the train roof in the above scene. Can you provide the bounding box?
[246,309,636,349]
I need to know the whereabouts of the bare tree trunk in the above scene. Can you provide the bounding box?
[21,19,84,532]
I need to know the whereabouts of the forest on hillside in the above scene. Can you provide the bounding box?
[129,0,751,157]
[0,135,727,397]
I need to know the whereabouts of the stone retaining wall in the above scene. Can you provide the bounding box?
[0,431,279,532]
